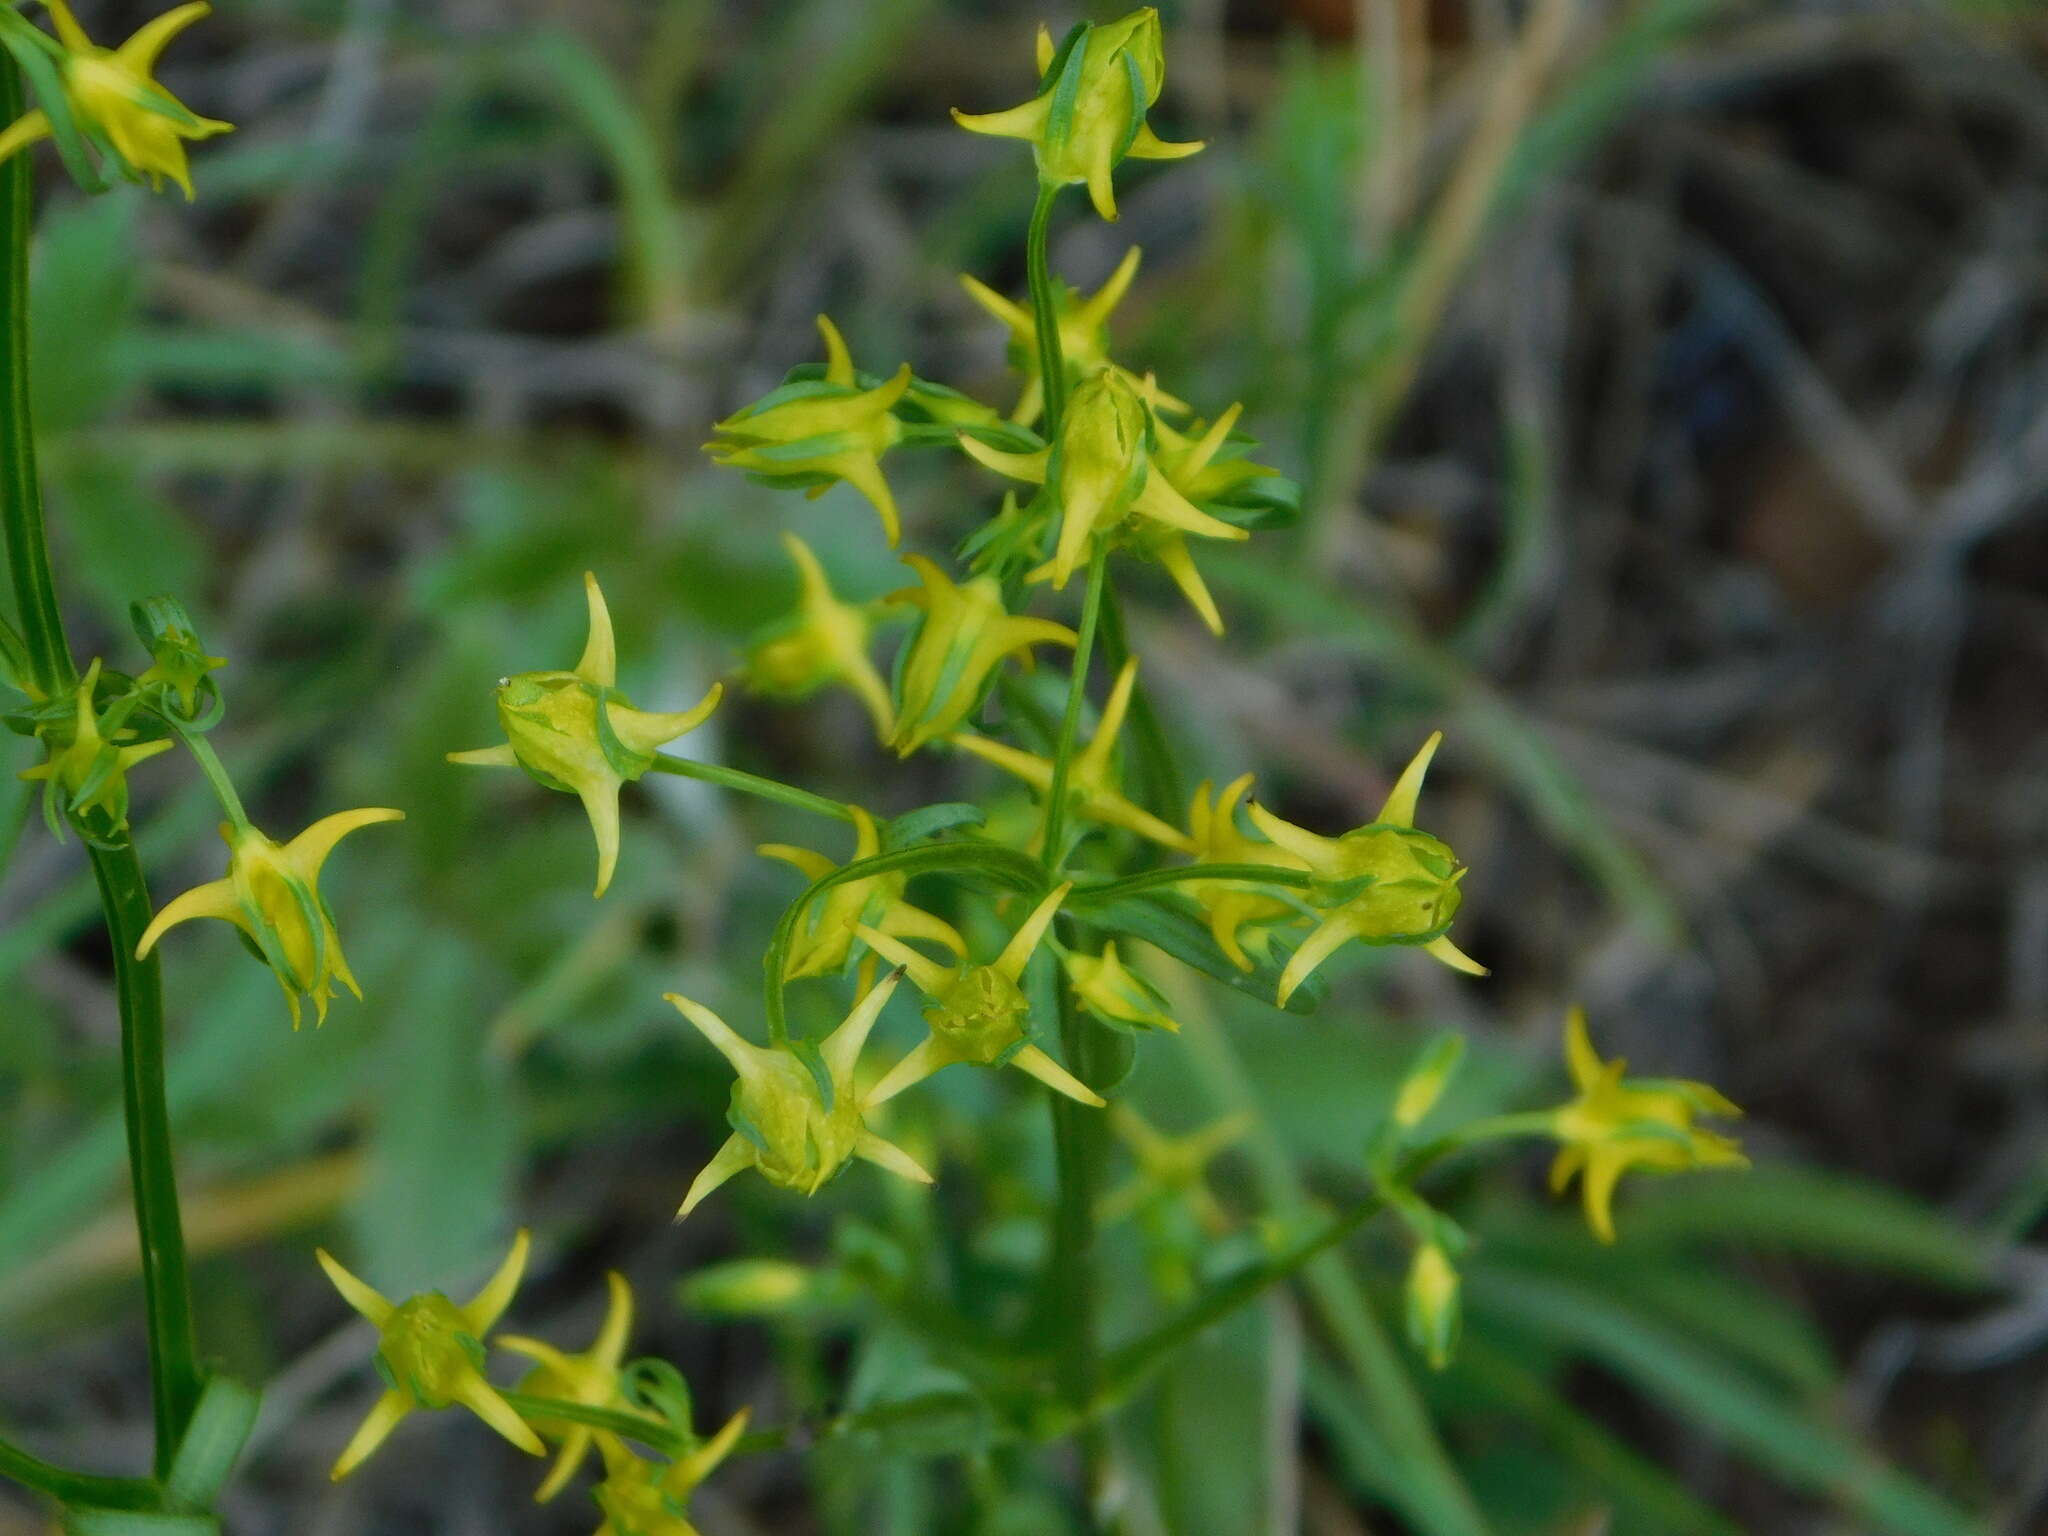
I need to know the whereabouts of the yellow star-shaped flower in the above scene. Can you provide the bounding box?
[315,1230,544,1481]
[952,10,1202,222]
[859,883,1104,1109]
[887,554,1076,756]
[1546,1007,1747,1243]
[591,1406,751,1536]
[959,247,1186,426]
[951,656,1192,856]
[1180,773,1310,972]
[1248,733,1486,1005]
[450,573,721,897]
[501,1271,644,1503]
[671,972,934,1218]
[705,316,911,547]
[19,659,171,836]
[757,805,965,983]
[740,532,895,742]
[136,804,405,1028]
[959,370,1245,591]
[0,2,231,198]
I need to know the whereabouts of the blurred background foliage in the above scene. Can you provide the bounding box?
[0,0,2044,1531]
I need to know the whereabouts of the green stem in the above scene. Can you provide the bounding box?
[0,62,68,696]
[172,727,250,831]
[0,57,200,1482]
[1068,862,1313,907]
[1046,983,1111,1502]
[1040,543,1109,871]
[649,752,854,823]
[0,1435,157,1512]
[1026,180,1069,433]
[90,844,202,1478]
[497,1394,684,1458]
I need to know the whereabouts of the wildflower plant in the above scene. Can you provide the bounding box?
[0,6,1760,1530]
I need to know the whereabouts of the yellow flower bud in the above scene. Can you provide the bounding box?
[1404,1242,1461,1370]
[958,370,1245,590]
[19,660,172,839]
[449,572,721,898]
[1180,773,1309,972]
[740,533,894,742]
[1546,1007,1747,1244]
[315,1231,545,1481]
[887,554,1076,756]
[1246,733,1486,1005]
[499,1271,639,1504]
[679,1258,820,1318]
[952,10,1203,222]
[953,657,1192,857]
[135,804,404,1028]
[0,3,231,198]
[592,1405,750,1536]
[858,884,1105,1108]
[959,247,1187,426]
[757,805,965,982]
[670,973,934,1218]
[705,316,911,546]
[1391,1033,1466,1131]
[1065,940,1180,1034]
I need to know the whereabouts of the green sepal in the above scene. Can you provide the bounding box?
[786,1035,835,1115]
[725,1095,772,1158]
[1041,22,1092,152]
[0,11,106,193]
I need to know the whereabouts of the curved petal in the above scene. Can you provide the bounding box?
[949,97,1051,143]
[1010,1044,1106,1107]
[329,1389,412,1481]
[855,1129,936,1186]
[533,1426,591,1504]
[1377,731,1442,828]
[448,743,519,768]
[574,572,619,687]
[865,1035,952,1107]
[995,882,1069,982]
[606,683,722,756]
[665,994,768,1079]
[1078,246,1143,328]
[1245,803,1336,869]
[677,1133,756,1220]
[456,1377,546,1456]
[816,314,855,388]
[284,806,405,882]
[820,968,902,1085]
[135,875,241,957]
[851,927,954,997]
[112,2,212,73]
[461,1227,531,1334]
[957,433,1051,485]
[315,1249,394,1327]
[1276,912,1353,1007]
[1423,933,1487,977]
[577,779,623,898]
[0,110,52,169]
[959,272,1030,335]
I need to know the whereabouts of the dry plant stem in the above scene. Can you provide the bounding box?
[1310,0,1573,569]
[0,60,202,1485]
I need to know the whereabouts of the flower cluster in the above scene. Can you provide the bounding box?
[317,1233,748,1532]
